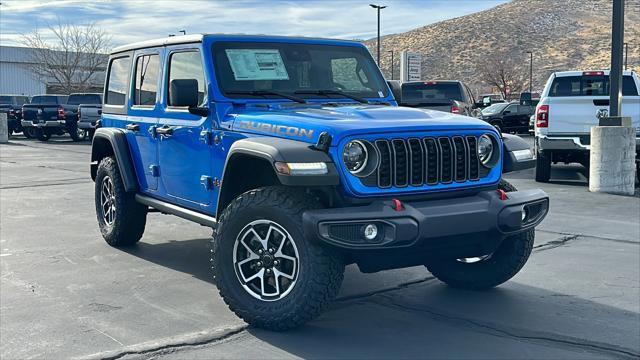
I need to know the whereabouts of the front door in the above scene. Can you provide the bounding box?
[157,47,213,209]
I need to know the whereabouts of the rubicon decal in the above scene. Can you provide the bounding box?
[237,120,315,139]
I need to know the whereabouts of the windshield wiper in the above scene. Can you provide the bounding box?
[226,90,307,104]
[294,89,369,104]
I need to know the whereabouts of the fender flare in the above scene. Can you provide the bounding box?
[90,128,139,192]
[502,133,535,173]
[215,137,340,215]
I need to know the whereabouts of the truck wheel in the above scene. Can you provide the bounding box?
[426,180,534,290]
[94,156,147,247]
[35,129,50,141]
[69,124,83,142]
[23,128,36,139]
[212,186,344,330]
[535,150,551,182]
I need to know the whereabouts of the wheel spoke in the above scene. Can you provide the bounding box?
[273,267,294,280]
[237,252,258,267]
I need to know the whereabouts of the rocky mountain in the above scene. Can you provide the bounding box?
[365,0,640,95]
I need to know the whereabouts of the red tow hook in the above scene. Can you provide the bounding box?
[497,189,508,201]
[391,198,403,211]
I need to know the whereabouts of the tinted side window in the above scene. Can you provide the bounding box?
[106,57,131,106]
[168,51,206,107]
[505,104,517,113]
[134,54,160,106]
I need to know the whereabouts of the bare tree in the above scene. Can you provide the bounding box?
[478,54,528,100]
[21,21,111,94]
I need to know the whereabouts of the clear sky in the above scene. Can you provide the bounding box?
[0,0,507,48]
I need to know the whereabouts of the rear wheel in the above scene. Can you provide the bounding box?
[212,186,344,330]
[426,180,534,290]
[69,124,84,141]
[23,127,36,139]
[95,156,147,246]
[535,150,551,182]
[35,129,51,141]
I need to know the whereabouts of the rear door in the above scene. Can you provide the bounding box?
[156,46,213,210]
[546,74,640,134]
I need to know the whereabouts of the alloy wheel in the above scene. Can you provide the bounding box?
[100,176,116,226]
[233,219,300,301]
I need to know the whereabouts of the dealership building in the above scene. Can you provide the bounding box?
[0,45,106,96]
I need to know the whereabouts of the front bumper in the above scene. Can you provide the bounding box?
[21,120,66,128]
[303,189,548,252]
[537,134,640,152]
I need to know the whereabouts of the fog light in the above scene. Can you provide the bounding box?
[363,224,378,240]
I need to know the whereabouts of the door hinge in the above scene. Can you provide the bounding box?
[199,130,212,145]
[149,164,159,177]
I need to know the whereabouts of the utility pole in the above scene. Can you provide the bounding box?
[526,51,533,93]
[387,50,394,80]
[624,42,628,70]
[370,4,387,65]
[610,0,624,118]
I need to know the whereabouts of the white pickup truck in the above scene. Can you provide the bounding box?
[534,70,640,182]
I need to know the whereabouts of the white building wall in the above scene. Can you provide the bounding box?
[0,62,46,95]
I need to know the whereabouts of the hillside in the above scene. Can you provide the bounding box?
[365,0,640,95]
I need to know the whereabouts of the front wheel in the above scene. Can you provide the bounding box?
[23,127,36,139]
[426,180,534,290]
[35,128,50,141]
[212,186,344,330]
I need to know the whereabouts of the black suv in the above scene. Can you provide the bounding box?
[480,102,533,134]
[388,80,481,118]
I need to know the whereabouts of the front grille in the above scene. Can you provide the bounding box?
[373,136,481,188]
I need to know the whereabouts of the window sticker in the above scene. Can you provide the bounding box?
[225,49,289,81]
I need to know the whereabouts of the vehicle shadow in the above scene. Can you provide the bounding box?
[246,281,639,359]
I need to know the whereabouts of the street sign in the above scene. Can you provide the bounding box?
[400,51,421,82]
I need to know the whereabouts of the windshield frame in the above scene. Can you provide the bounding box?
[210,40,390,103]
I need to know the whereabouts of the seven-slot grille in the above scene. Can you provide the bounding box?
[373,136,481,188]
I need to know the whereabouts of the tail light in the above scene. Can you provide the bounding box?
[451,105,461,114]
[536,105,549,128]
[57,106,65,119]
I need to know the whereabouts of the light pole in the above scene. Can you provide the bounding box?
[624,42,628,70]
[525,51,533,93]
[387,50,394,80]
[370,4,387,66]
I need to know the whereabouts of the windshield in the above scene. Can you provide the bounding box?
[400,83,463,103]
[212,42,388,101]
[67,94,102,105]
[31,96,65,105]
[481,102,509,115]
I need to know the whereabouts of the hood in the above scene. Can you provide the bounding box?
[227,104,495,146]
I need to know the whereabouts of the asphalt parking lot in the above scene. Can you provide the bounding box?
[1,135,639,360]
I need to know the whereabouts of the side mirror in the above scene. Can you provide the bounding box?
[170,79,208,116]
[503,110,511,115]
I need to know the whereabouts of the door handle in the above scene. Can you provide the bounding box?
[156,125,174,136]
[126,123,140,132]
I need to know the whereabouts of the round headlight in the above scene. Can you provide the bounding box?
[343,140,368,173]
[478,135,494,165]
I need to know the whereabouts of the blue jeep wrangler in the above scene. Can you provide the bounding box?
[91,34,548,330]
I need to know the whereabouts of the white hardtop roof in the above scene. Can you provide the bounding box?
[112,34,204,54]
[553,70,635,77]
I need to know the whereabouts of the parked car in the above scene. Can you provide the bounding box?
[480,101,534,134]
[478,93,506,108]
[388,80,482,117]
[0,95,30,136]
[22,93,99,141]
[534,70,640,182]
[75,93,103,139]
[91,34,548,331]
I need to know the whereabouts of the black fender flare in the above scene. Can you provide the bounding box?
[216,137,340,214]
[90,128,139,192]
[502,133,535,173]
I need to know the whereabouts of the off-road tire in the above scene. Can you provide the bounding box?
[211,186,344,331]
[535,150,551,182]
[23,127,36,139]
[35,128,50,141]
[95,156,147,247]
[426,180,534,290]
